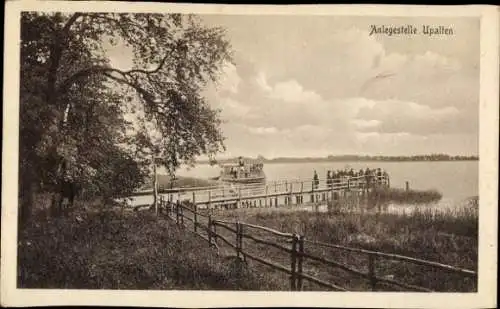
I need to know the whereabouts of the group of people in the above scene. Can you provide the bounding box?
[312,167,389,189]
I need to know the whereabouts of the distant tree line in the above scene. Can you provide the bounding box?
[199,154,478,164]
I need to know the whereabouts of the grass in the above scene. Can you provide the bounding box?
[215,197,478,292]
[18,205,279,290]
[370,187,443,204]
[20,191,478,292]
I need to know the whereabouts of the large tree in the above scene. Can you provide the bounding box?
[20,12,232,224]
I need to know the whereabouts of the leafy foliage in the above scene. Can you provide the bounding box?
[20,12,232,220]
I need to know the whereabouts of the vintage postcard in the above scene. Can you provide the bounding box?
[2,1,498,308]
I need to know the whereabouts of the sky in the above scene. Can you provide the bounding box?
[107,15,479,159]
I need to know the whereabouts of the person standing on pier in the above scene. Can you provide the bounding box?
[383,169,390,187]
[376,168,382,185]
[365,168,372,188]
[358,169,365,188]
[326,171,332,188]
[313,170,319,189]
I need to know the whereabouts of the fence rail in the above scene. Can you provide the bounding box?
[159,198,476,292]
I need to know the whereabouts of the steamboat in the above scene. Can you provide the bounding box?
[218,156,266,184]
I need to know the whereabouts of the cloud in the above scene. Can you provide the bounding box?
[247,126,279,135]
[355,99,471,135]
[199,19,478,157]
[352,119,381,130]
[257,72,322,103]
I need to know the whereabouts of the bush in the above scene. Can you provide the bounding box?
[370,187,442,204]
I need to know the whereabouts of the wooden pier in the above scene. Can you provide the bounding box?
[148,174,390,211]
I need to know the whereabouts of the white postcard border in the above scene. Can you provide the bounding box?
[2,2,498,308]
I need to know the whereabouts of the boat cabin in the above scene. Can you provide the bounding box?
[219,157,265,184]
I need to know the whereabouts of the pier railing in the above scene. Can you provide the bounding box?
[159,199,477,292]
[146,175,390,209]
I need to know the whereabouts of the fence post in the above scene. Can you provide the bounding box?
[194,205,198,233]
[240,224,245,262]
[297,235,304,291]
[175,200,180,224]
[290,235,298,291]
[236,222,241,258]
[208,215,213,246]
[213,219,217,246]
[368,254,377,291]
[180,204,184,226]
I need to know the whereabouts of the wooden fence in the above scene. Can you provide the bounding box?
[159,198,477,292]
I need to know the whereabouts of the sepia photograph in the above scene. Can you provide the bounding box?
[2,2,498,308]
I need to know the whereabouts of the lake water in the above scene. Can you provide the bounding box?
[121,161,477,211]
[171,161,478,200]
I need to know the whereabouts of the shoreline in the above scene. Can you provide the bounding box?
[195,159,478,165]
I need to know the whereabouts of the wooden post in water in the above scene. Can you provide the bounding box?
[405,181,410,191]
[208,191,212,210]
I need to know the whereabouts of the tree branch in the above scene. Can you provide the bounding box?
[102,72,158,106]
[62,13,84,34]
[56,53,171,96]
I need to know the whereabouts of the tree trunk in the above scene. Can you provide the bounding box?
[18,163,36,230]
